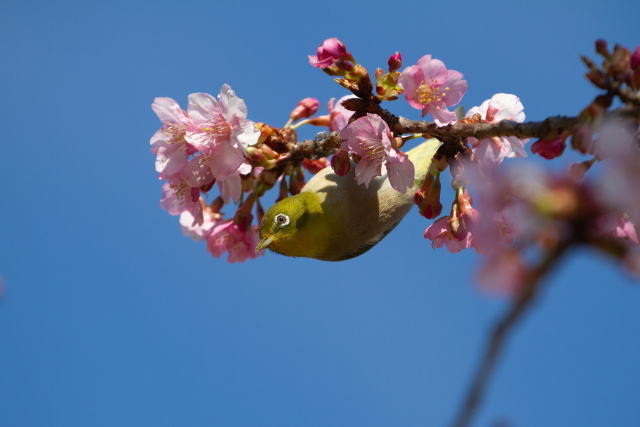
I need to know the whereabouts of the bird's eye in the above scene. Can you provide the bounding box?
[275,213,290,227]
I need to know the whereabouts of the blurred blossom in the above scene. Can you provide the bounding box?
[595,121,640,223]
[477,248,530,295]
[595,213,639,247]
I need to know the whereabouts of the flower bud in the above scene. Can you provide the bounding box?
[415,173,443,219]
[260,144,278,160]
[631,45,640,71]
[331,149,351,176]
[275,175,289,202]
[246,146,268,165]
[388,52,402,72]
[289,98,320,123]
[258,169,279,187]
[289,167,306,195]
[531,136,567,159]
[302,157,329,174]
[595,39,609,58]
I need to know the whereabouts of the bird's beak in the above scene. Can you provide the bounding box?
[255,235,273,252]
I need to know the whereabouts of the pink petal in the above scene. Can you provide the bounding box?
[442,70,467,106]
[386,153,415,193]
[180,154,215,188]
[417,55,447,84]
[354,156,382,188]
[219,84,248,123]
[488,94,525,122]
[187,92,220,124]
[209,140,245,180]
[217,173,242,204]
[232,119,260,150]
[152,97,188,124]
[429,103,457,126]
[398,65,423,100]
[155,143,188,178]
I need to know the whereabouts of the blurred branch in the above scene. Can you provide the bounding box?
[450,238,574,427]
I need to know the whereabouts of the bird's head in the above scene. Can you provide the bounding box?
[256,191,329,258]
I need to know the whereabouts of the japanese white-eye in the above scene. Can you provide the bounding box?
[256,138,442,261]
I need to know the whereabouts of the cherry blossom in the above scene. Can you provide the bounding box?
[150,97,197,180]
[466,94,528,171]
[340,114,415,192]
[424,216,473,253]
[398,55,467,125]
[179,211,218,241]
[159,175,203,226]
[185,85,260,181]
[595,213,639,247]
[206,220,263,263]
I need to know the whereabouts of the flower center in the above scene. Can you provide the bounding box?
[358,138,386,165]
[200,114,232,141]
[163,123,187,145]
[415,79,450,107]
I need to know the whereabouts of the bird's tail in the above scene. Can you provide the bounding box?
[406,138,442,187]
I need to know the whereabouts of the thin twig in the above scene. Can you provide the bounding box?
[450,239,573,427]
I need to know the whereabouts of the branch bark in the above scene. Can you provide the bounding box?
[450,239,573,427]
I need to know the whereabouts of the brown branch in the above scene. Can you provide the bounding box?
[397,116,579,141]
[450,238,573,427]
[285,106,640,161]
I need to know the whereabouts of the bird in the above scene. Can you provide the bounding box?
[255,138,442,261]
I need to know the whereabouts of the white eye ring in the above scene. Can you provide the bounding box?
[274,213,290,227]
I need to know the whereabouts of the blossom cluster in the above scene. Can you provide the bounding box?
[151,85,263,262]
[150,37,640,288]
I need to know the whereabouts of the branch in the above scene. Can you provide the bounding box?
[450,238,573,427]
[286,106,640,161]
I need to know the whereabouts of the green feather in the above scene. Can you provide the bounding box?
[258,138,442,261]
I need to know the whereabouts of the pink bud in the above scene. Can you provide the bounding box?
[531,136,567,159]
[289,98,320,122]
[302,158,329,174]
[631,45,640,71]
[330,149,351,176]
[309,38,351,69]
[388,52,402,72]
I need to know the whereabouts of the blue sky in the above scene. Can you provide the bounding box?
[1,1,639,426]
